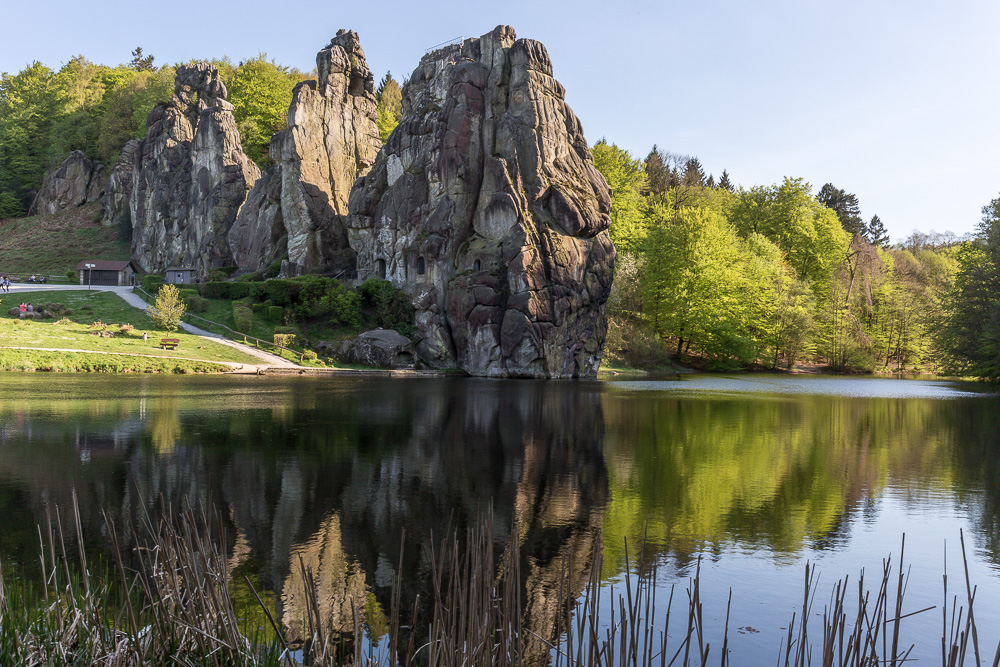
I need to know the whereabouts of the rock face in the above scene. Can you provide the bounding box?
[229,30,381,276]
[29,151,107,215]
[335,329,416,368]
[131,63,260,276]
[347,26,615,378]
[101,139,138,228]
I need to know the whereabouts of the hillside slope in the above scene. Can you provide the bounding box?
[0,203,130,277]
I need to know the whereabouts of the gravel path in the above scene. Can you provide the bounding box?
[4,283,300,370]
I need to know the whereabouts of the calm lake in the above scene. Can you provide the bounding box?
[2,372,999,662]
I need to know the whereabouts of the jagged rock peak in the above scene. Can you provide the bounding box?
[30,150,107,216]
[174,62,228,108]
[229,30,380,276]
[347,25,615,378]
[130,62,260,277]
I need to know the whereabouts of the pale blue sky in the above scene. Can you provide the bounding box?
[5,0,999,242]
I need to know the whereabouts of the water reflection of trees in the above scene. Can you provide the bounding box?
[598,390,978,574]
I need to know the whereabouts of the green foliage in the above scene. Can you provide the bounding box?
[96,67,175,163]
[273,333,296,348]
[817,183,865,237]
[232,301,253,333]
[359,278,414,335]
[264,259,282,278]
[0,62,58,208]
[142,275,163,293]
[236,270,265,282]
[267,305,284,322]
[0,192,24,218]
[591,140,647,254]
[147,284,186,331]
[201,281,251,300]
[376,72,402,143]
[227,55,299,166]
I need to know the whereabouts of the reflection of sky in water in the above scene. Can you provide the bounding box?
[610,374,993,399]
[596,495,1000,666]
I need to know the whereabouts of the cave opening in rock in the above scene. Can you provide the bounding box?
[376,258,386,279]
[417,256,425,275]
[474,259,481,272]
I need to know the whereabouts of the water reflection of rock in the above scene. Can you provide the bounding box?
[0,378,609,656]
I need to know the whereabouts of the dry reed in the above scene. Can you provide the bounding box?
[0,497,998,666]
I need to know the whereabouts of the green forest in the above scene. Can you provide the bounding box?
[2,48,1000,379]
[0,47,403,216]
[593,141,1000,378]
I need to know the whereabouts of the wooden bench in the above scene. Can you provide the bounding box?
[160,338,180,350]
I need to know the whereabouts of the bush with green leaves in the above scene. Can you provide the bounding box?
[267,306,284,323]
[359,278,415,335]
[273,333,296,348]
[232,301,252,333]
[201,281,251,300]
[142,275,163,294]
[147,283,186,331]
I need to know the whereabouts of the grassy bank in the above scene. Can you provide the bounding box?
[1,290,259,366]
[0,203,129,277]
[0,499,995,666]
[0,349,231,373]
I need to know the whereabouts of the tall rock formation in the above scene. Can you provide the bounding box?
[229,30,381,276]
[101,139,138,228]
[347,26,616,378]
[131,63,260,276]
[29,150,107,215]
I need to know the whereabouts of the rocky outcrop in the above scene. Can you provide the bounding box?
[131,63,260,276]
[335,328,416,368]
[229,30,381,276]
[347,26,615,378]
[101,139,138,228]
[29,150,107,215]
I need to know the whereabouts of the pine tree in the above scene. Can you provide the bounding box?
[705,174,715,189]
[645,145,670,195]
[682,157,706,187]
[375,71,402,143]
[130,47,155,72]
[718,170,734,192]
[817,183,865,237]
[866,214,889,247]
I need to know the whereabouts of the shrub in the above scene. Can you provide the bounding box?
[267,306,284,323]
[257,279,302,307]
[147,284,186,331]
[119,323,135,332]
[359,278,414,335]
[274,326,297,335]
[303,349,318,361]
[201,281,252,300]
[236,271,265,282]
[89,320,107,330]
[142,275,163,294]
[66,270,76,282]
[273,333,296,348]
[208,268,237,281]
[232,302,252,333]
[265,259,283,278]
[178,288,199,305]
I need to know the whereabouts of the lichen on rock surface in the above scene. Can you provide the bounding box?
[30,150,107,216]
[229,30,381,277]
[347,25,615,378]
[130,63,260,276]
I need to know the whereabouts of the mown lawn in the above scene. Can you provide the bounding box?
[1,290,260,365]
